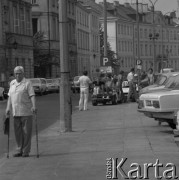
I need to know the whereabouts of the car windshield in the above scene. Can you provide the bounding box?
[165,75,179,89]
[155,75,167,85]
[30,79,39,84]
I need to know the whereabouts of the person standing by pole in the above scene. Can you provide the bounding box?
[5,66,36,157]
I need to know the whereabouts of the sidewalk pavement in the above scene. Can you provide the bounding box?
[0,102,179,180]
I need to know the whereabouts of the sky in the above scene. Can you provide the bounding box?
[95,0,178,14]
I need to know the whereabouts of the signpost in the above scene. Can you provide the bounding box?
[103,57,109,66]
[136,59,142,70]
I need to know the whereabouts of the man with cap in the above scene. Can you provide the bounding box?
[5,66,36,157]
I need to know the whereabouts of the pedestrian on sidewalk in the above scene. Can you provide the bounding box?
[127,68,138,102]
[5,66,37,158]
[147,68,154,85]
[77,71,92,111]
[117,70,124,102]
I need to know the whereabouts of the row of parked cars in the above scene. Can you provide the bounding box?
[138,69,179,129]
[29,78,60,95]
[0,78,61,100]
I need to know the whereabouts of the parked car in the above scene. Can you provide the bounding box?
[91,84,118,106]
[160,68,174,73]
[138,74,179,129]
[139,72,179,97]
[71,76,80,93]
[29,78,48,95]
[0,86,5,100]
[46,79,59,93]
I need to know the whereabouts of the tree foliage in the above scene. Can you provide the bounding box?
[99,25,120,67]
[33,31,59,77]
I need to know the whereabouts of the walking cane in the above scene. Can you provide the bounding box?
[7,127,10,158]
[34,113,39,158]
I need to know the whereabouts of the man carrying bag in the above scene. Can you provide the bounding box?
[3,115,10,158]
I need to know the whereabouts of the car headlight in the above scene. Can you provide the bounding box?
[153,101,160,108]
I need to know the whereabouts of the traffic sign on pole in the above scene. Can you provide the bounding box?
[136,59,142,65]
[103,57,109,66]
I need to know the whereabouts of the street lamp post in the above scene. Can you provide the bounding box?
[148,0,159,72]
[160,11,176,72]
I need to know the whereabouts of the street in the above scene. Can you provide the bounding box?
[0,93,79,158]
[1,93,179,179]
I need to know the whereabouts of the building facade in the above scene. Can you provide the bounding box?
[77,0,101,78]
[0,0,34,86]
[99,1,179,73]
[31,0,60,78]
[31,0,78,78]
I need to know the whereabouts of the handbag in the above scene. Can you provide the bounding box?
[3,115,10,135]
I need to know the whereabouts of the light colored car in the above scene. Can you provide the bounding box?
[138,74,179,129]
[160,68,174,73]
[46,79,59,93]
[139,72,179,96]
[0,87,5,100]
[29,78,47,95]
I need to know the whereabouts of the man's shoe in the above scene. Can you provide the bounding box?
[22,154,29,158]
[13,153,22,157]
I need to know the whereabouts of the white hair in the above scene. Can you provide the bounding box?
[14,66,24,73]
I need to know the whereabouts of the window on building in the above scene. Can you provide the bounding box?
[13,6,19,33]
[28,59,31,77]
[20,7,25,34]
[32,18,38,35]
[22,58,26,73]
[53,18,56,40]
[31,0,38,4]
[15,58,19,66]
[145,44,148,56]
[140,44,143,56]
[144,29,147,38]
[140,28,143,39]
[127,26,129,35]
[26,9,31,35]
[149,45,152,56]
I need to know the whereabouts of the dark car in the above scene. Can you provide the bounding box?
[91,80,118,106]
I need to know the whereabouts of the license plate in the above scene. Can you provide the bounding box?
[146,100,152,106]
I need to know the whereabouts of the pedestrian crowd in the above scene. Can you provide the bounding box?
[76,68,154,110]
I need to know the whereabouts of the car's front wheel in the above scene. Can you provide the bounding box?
[168,122,176,129]
[92,101,97,106]
[112,95,118,105]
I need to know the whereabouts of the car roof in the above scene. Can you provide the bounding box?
[161,71,179,77]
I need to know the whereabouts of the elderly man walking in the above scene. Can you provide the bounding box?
[77,71,92,111]
[5,66,36,157]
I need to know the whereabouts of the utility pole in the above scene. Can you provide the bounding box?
[47,0,51,76]
[58,0,72,132]
[136,0,141,89]
[103,0,107,58]
[136,0,140,62]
